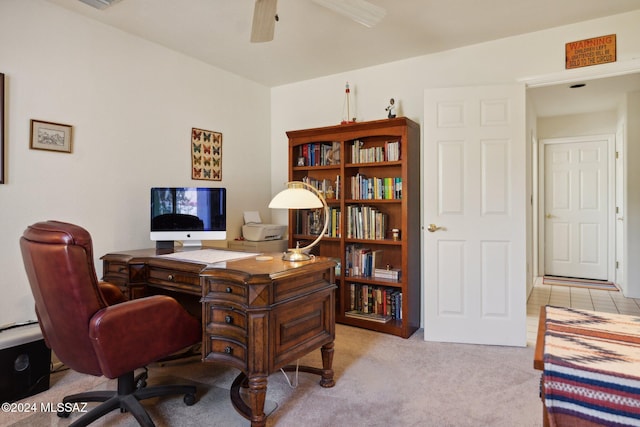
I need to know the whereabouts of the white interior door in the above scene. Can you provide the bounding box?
[542,136,611,281]
[423,84,527,346]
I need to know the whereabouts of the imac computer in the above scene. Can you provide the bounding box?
[150,187,226,249]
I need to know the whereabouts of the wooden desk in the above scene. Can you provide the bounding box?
[101,248,336,427]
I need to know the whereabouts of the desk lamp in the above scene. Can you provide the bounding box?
[269,181,329,261]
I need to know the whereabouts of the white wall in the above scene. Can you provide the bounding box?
[538,111,618,138]
[271,11,640,311]
[0,0,272,325]
[617,99,629,295]
[3,2,640,327]
[271,9,640,199]
[526,97,538,297]
[627,90,640,297]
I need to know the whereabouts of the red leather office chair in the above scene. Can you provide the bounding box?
[20,221,202,427]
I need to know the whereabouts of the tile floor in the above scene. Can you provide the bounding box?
[526,277,640,346]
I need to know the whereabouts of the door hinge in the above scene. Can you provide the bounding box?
[616,151,620,159]
[616,261,619,269]
[616,206,619,214]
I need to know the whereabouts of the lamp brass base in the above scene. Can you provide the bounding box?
[281,249,312,262]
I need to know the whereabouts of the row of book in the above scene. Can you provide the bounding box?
[302,175,341,200]
[345,205,387,240]
[350,140,401,164]
[327,208,341,238]
[373,268,401,280]
[350,173,402,200]
[297,142,340,167]
[345,244,383,277]
[344,245,402,280]
[294,207,341,238]
[346,283,402,323]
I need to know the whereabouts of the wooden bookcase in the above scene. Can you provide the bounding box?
[285,117,420,338]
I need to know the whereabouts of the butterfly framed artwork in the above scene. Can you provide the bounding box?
[191,127,222,181]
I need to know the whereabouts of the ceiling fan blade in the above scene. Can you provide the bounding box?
[251,0,277,43]
[312,0,386,28]
[78,0,123,10]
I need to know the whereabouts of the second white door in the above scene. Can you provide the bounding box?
[542,136,612,280]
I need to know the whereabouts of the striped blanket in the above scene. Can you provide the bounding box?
[544,306,640,426]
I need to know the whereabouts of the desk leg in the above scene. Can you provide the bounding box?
[320,341,335,387]
[231,341,336,426]
[230,372,268,427]
[248,375,268,427]
[282,341,336,388]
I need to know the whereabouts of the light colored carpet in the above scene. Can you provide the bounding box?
[2,324,543,427]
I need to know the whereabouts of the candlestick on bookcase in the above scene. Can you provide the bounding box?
[341,82,356,124]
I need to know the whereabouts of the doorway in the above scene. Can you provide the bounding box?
[527,70,640,292]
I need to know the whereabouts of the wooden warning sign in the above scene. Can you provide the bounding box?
[566,34,616,69]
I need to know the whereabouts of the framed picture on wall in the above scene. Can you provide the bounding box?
[1,73,4,184]
[191,127,222,181]
[30,119,73,153]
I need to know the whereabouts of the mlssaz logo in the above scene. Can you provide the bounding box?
[41,402,88,413]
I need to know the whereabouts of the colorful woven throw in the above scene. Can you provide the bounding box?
[543,306,640,426]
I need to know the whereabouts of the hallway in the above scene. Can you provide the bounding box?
[526,278,640,346]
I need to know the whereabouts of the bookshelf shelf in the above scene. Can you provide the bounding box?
[345,199,400,203]
[293,165,340,172]
[292,234,341,242]
[345,276,402,286]
[285,117,420,338]
[345,161,402,168]
[344,238,400,245]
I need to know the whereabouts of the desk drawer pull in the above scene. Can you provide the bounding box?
[225,315,233,324]
[224,346,233,354]
[167,274,174,281]
[225,287,232,293]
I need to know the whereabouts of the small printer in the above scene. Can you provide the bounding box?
[241,211,287,242]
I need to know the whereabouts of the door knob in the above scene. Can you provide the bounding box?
[427,224,442,233]
[546,214,552,219]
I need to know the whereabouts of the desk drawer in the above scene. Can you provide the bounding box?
[102,260,129,286]
[203,337,247,370]
[205,305,247,344]
[203,279,247,304]
[148,267,200,295]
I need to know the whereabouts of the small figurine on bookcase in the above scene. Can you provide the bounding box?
[385,98,397,118]
[326,186,335,200]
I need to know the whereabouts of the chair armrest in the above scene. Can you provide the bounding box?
[98,281,128,305]
[89,295,201,379]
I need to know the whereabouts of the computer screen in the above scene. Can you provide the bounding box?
[150,187,226,247]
